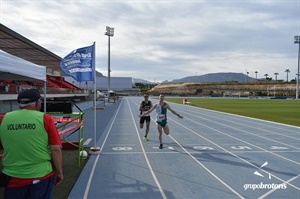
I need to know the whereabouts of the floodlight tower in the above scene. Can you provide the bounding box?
[105,26,114,101]
[294,36,300,99]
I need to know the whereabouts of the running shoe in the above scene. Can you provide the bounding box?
[159,144,163,149]
[143,136,148,141]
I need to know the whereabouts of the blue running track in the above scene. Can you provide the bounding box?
[67,97,300,199]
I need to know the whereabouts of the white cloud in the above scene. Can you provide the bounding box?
[1,0,299,82]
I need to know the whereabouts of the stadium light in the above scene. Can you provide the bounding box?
[294,35,300,99]
[105,26,114,101]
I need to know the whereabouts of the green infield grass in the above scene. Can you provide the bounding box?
[165,98,300,127]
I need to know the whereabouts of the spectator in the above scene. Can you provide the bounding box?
[4,84,9,93]
[0,89,63,198]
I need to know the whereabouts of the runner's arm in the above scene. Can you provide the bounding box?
[139,101,151,111]
[167,104,183,118]
[139,102,143,111]
[140,104,156,117]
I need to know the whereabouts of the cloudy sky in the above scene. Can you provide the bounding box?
[1,0,299,82]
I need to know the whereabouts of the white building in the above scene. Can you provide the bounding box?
[64,71,139,95]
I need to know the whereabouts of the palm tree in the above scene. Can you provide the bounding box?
[255,71,258,81]
[285,69,290,82]
[274,72,279,82]
[264,73,269,96]
[264,73,269,82]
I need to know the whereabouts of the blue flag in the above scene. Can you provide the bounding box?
[59,45,94,82]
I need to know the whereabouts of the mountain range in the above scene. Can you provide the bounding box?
[171,72,256,83]
[97,71,258,84]
[133,78,158,84]
[134,72,257,84]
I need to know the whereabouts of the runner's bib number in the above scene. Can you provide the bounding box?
[157,114,166,122]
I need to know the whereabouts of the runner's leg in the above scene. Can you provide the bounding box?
[139,117,144,129]
[145,118,150,137]
[163,124,170,135]
[157,123,163,144]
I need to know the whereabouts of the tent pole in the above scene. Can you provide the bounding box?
[43,78,46,113]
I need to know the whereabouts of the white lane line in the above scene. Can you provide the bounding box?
[129,97,245,198]
[169,117,300,191]
[186,116,300,164]
[180,102,300,137]
[83,155,100,199]
[130,97,300,193]
[181,107,300,150]
[182,110,300,149]
[174,102,300,133]
[131,97,300,191]
[100,151,300,155]
[83,99,124,199]
[257,174,300,199]
[101,151,178,155]
[168,133,245,198]
[83,138,92,145]
[127,98,167,199]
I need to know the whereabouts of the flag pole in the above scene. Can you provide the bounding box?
[89,41,101,154]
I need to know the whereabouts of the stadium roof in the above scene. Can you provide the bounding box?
[0,23,62,75]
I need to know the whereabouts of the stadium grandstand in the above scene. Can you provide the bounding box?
[0,23,139,113]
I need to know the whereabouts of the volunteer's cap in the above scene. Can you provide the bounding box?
[144,94,149,97]
[17,89,41,104]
